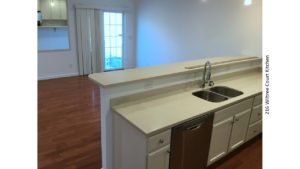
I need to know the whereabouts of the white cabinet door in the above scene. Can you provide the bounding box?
[228,109,251,152]
[207,117,233,166]
[147,145,170,169]
[249,104,262,124]
[247,120,262,141]
[52,0,67,20]
[39,0,67,20]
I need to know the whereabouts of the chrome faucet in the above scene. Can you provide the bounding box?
[200,61,214,88]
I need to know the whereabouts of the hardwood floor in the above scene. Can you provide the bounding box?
[38,76,262,169]
[38,76,102,169]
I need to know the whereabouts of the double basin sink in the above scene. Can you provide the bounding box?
[192,86,243,103]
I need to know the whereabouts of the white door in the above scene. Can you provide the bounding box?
[228,109,251,152]
[207,117,233,166]
[147,145,170,169]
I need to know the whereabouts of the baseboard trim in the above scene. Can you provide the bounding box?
[38,72,79,80]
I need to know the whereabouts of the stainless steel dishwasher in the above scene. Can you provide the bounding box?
[169,113,214,169]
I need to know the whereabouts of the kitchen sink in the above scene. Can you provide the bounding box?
[192,90,228,103]
[192,86,243,103]
[209,86,243,98]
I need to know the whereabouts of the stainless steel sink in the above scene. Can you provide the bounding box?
[192,86,243,103]
[209,86,243,98]
[192,90,228,103]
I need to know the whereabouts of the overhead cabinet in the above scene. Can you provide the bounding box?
[38,0,68,27]
[38,0,67,20]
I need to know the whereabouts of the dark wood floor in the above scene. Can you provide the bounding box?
[38,76,262,169]
[38,76,101,169]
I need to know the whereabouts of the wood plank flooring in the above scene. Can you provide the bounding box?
[38,76,102,169]
[38,76,262,169]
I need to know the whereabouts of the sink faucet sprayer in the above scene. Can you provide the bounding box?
[200,61,214,88]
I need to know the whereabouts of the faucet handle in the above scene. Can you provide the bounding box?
[208,81,214,87]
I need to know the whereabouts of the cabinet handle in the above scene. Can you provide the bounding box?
[159,139,164,144]
[253,130,257,133]
[167,150,171,154]
[258,113,261,116]
[235,118,239,122]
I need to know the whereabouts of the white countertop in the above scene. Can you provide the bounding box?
[112,69,262,136]
[89,56,260,87]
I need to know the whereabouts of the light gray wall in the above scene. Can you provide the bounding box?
[136,0,262,67]
[38,0,136,80]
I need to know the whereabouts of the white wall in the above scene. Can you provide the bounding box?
[136,0,262,67]
[38,28,70,51]
[38,0,136,80]
[38,0,261,79]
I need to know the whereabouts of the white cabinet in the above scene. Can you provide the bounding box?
[246,94,263,141]
[38,0,68,27]
[114,113,171,169]
[38,0,67,20]
[253,94,262,106]
[208,98,253,166]
[208,117,233,165]
[249,104,262,124]
[147,131,171,169]
[148,130,171,152]
[228,109,251,152]
[246,120,262,140]
[147,145,170,169]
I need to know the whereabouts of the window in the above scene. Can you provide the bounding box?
[103,12,123,71]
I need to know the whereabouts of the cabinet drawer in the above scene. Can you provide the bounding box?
[148,130,171,152]
[253,94,262,106]
[250,104,262,124]
[214,98,253,123]
[246,120,262,141]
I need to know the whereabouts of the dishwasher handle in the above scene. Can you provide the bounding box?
[186,123,203,131]
[176,113,214,131]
